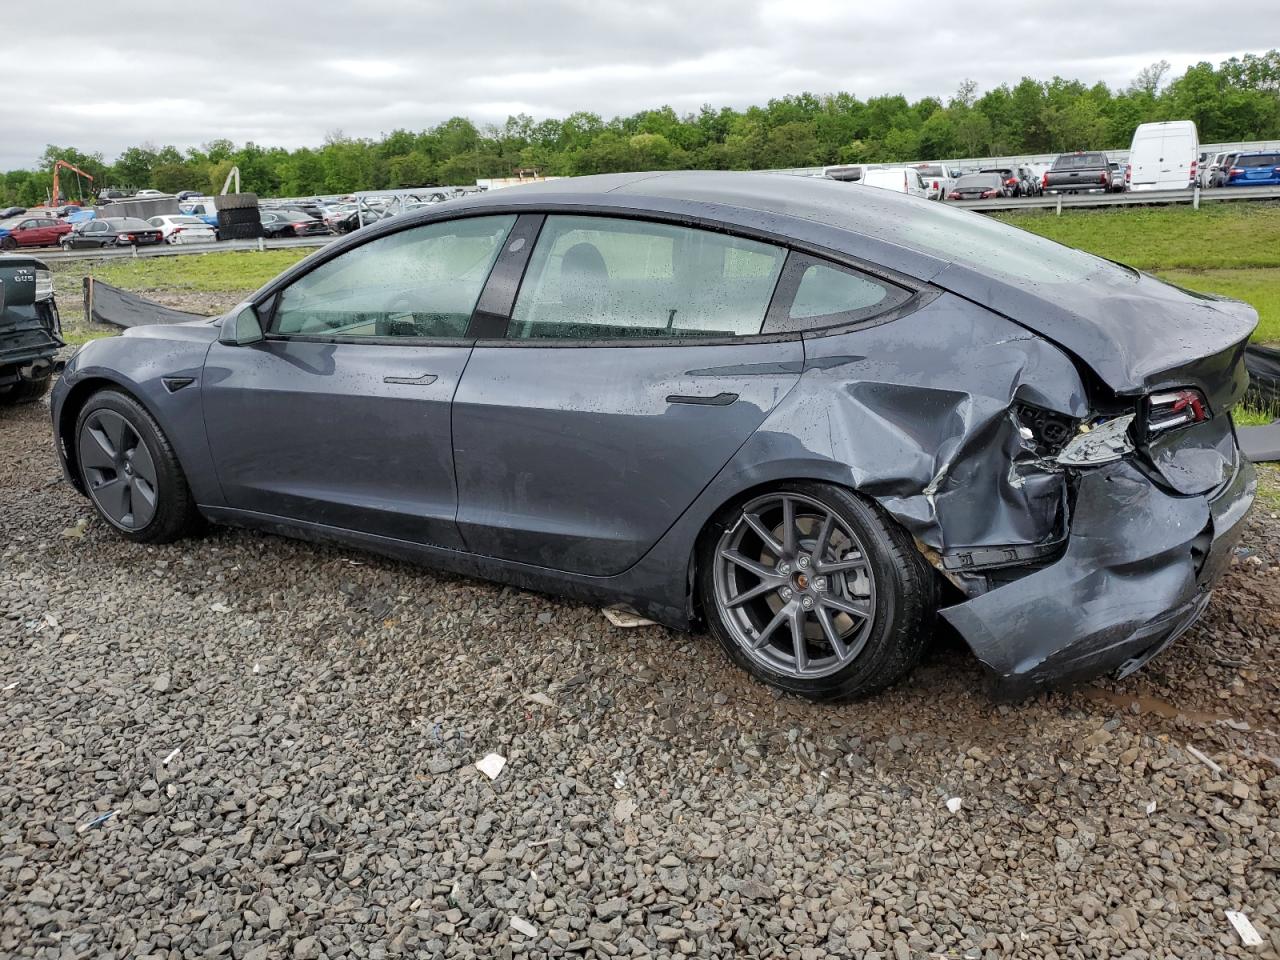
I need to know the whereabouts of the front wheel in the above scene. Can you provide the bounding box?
[74,389,199,543]
[699,483,937,700]
[0,237,15,250]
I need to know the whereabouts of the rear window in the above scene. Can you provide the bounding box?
[954,174,1001,189]
[1052,154,1107,170]
[1238,154,1280,168]
[117,218,154,229]
[914,164,945,177]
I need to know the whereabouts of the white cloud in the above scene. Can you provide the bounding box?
[0,0,1270,168]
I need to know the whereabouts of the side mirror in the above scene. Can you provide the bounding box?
[219,304,264,346]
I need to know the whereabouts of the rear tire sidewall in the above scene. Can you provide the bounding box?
[74,389,195,543]
[698,481,935,701]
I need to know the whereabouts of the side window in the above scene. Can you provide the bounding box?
[271,214,515,339]
[763,254,912,334]
[509,215,786,341]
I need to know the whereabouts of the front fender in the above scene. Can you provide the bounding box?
[53,326,223,506]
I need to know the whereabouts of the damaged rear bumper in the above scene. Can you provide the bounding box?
[941,453,1256,697]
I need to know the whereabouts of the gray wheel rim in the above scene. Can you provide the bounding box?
[78,409,158,530]
[713,492,877,680]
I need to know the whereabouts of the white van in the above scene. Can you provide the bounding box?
[859,166,928,198]
[1126,121,1199,192]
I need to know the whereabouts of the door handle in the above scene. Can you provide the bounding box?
[383,373,438,386]
[666,391,738,406]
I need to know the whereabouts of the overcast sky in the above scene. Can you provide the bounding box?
[2,0,1271,169]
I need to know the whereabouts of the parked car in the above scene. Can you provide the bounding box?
[260,210,330,238]
[978,166,1037,197]
[1043,152,1113,194]
[134,189,167,198]
[0,215,72,250]
[177,199,220,230]
[97,189,131,203]
[858,166,928,197]
[174,190,203,201]
[946,172,1007,200]
[1201,152,1228,188]
[911,163,958,201]
[1126,120,1198,192]
[1221,151,1280,188]
[1108,162,1127,193]
[61,217,164,249]
[146,215,218,244]
[1210,153,1240,188]
[49,172,1258,700]
[0,206,26,219]
[0,251,62,404]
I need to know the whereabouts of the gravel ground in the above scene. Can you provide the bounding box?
[2,398,1279,960]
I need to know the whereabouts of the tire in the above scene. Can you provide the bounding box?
[0,375,51,405]
[0,237,15,250]
[73,389,199,543]
[699,481,938,700]
[215,192,258,211]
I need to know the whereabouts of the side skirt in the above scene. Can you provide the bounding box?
[198,505,693,631]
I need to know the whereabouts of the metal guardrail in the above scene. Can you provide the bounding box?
[35,235,335,264]
[951,183,1280,212]
[28,184,1280,263]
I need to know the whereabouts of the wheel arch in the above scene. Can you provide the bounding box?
[58,375,154,494]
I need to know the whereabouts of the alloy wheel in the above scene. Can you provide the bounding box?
[713,492,877,679]
[79,409,159,530]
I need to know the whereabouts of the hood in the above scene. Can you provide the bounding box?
[933,261,1257,403]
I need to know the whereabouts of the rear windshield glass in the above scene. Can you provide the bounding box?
[954,174,1001,189]
[114,218,154,229]
[1238,154,1280,168]
[914,164,946,176]
[1052,154,1107,169]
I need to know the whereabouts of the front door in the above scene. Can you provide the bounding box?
[202,214,517,549]
[452,214,803,575]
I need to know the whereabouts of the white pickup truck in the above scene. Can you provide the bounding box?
[911,163,959,201]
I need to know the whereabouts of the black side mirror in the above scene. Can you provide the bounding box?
[219,305,265,346]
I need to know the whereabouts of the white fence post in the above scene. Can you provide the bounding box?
[1055,194,1062,217]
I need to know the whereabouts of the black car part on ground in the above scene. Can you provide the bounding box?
[1,253,63,401]
[216,192,262,240]
[82,278,207,329]
[1244,343,1280,408]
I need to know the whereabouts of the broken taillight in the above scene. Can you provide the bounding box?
[1146,388,1210,434]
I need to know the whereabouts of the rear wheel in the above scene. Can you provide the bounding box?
[700,482,937,700]
[74,389,199,543]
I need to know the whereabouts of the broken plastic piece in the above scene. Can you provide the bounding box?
[945,797,962,814]
[509,916,537,937]
[524,692,555,708]
[162,747,181,766]
[1056,414,1135,467]
[1185,743,1223,775]
[77,810,117,833]
[1145,800,1157,815]
[2,681,17,692]
[602,606,657,628]
[475,753,507,780]
[1226,911,1263,946]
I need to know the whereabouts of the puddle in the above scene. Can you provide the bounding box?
[1083,686,1234,724]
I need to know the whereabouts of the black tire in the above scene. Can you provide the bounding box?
[0,375,51,405]
[215,192,258,211]
[0,237,15,250]
[73,389,199,543]
[698,481,938,701]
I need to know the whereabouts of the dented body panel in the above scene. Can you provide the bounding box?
[50,172,1260,695]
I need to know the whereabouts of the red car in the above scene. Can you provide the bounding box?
[0,215,72,250]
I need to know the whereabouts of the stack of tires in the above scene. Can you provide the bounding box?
[215,193,263,240]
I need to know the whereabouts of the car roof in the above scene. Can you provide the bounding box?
[429,171,957,279]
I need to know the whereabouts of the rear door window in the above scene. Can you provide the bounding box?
[509,215,787,341]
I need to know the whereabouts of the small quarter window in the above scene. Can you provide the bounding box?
[764,254,911,333]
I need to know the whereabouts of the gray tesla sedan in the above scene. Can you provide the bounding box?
[51,172,1257,699]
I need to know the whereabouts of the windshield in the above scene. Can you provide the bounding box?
[1238,154,1280,168]
[1052,153,1107,169]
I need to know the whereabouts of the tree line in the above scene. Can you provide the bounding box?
[3,51,1278,207]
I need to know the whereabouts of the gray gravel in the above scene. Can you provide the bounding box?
[2,399,1279,960]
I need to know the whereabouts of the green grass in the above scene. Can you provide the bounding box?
[1256,463,1280,514]
[61,328,117,347]
[996,202,1280,342]
[72,249,312,292]
[993,202,1280,271]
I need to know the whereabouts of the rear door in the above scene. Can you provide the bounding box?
[202,214,517,548]
[451,213,803,575]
